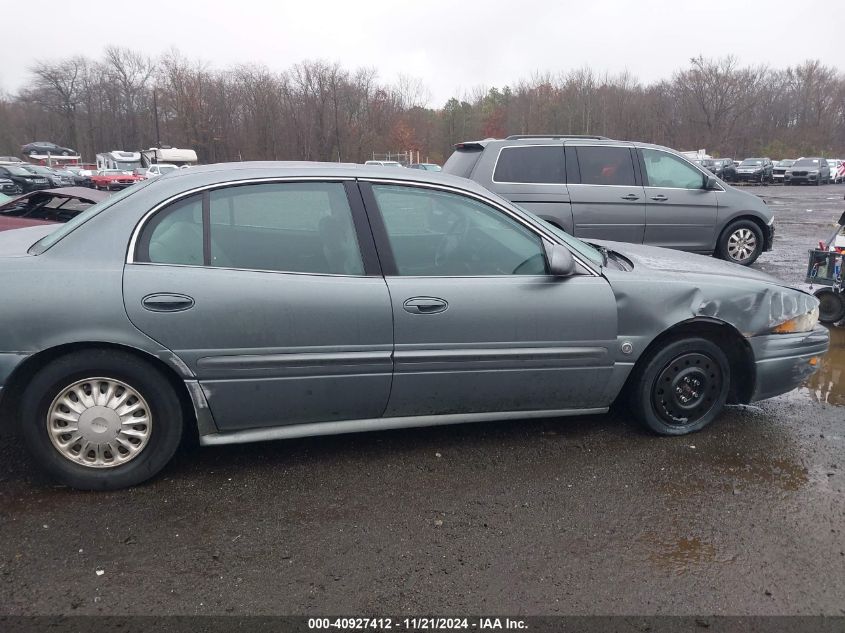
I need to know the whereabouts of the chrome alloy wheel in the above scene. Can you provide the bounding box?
[46,377,152,468]
[727,228,757,261]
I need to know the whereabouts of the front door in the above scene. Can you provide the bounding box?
[567,145,645,244]
[362,182,619,418]
[639,148,718,253]
[123,180,393,431]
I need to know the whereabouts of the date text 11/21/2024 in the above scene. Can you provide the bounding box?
[307,617,528,630]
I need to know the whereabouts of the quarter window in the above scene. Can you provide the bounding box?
[493,146,565,183]
[372,184,548,276]
[641,149,706,189]
[138,182,365,275]
[575,146,637,186]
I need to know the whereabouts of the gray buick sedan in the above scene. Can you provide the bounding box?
[0,163,829,490]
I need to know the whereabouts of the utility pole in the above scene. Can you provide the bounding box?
[152,89,162,149]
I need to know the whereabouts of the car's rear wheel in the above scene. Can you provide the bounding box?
[815,289,845,324]
[716,219,764,266]
[19,350,184,490]
[630,337,730,435]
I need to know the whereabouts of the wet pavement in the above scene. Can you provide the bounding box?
[0,184,843,616]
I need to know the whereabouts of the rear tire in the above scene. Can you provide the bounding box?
[630,337,730,435]
[716,219,764,266]
[815,289,845,324]
[19,350,184,490]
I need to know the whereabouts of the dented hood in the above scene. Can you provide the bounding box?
[595,241,818,338]
[595,240,779,284]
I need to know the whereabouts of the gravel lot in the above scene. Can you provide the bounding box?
[1,184,843,617]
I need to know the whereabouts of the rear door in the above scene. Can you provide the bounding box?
[123,180,393,432]
[474,144,573,232]
[567,145,645,243]
[638,148,718,253]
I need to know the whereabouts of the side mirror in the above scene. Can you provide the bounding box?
[547,243,576,277]
[704,175,719,190]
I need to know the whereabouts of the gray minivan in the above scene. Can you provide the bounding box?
[443,136,775,266]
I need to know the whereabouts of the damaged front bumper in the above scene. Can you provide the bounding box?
[748,325,830,402]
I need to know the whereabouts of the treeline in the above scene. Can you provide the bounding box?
[0,48,843,164]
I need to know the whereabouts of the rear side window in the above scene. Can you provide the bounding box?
[138,182,365,276]
[443,148,482,178]
[493,146,565,184]
[575,146,637,186]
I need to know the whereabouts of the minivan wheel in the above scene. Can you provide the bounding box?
[630,337,730,436]
[19,350,184,490]
[717,220,764,266]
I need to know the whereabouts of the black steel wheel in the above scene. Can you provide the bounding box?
[815,289,845,324]
[651,352,724,427]
[630,337,731,435]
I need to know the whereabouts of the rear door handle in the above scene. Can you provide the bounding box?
[142,293,195,312]
[403,297,448,315]
[650,194,669,201]
[620,194,640,201]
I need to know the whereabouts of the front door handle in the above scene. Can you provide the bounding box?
[620,193,640,201]
[142,293,195,312]
[650,194,669,201]
[403,297,448,315]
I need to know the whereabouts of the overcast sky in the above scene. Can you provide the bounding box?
[2,0,842,106]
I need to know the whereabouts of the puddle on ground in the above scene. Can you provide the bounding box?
[643,534,735,576]
[799,326,845,406]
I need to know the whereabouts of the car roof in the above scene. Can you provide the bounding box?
[150,161,495,196]
[452,136,706,154]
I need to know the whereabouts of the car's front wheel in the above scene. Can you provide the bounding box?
[716,219,764,266]
[19,350,184,490]
[630,337,730,435]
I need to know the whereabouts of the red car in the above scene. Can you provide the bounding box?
[0,187,109,232]
[89,169,143,191]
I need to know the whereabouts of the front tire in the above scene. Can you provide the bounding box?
[19,350,184,490]
[716,219,764,266]
[630,337,730,435]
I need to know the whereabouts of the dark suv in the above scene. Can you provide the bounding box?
[733,158,774,184]
[701,158,736,182]
[443,135,775,265]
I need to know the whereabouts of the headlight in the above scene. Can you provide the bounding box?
[770,307,819,334]
[809,170,818,175]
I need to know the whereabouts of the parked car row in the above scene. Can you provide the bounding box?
[698,155,845,186]
[364,160,442,171]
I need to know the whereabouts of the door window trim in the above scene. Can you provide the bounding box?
[491,144,567,186]
[637,148,725,192]
[358,178,599,277]
[127,176,383,277]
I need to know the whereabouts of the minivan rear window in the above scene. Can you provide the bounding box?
[442,148,483,178]
[493,146,565,184]
[575,146,637,186]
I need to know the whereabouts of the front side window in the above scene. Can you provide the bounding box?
[575,146,636,186]
[372,184,547,276]
[641,149,706,189]
[138,182,364,275]
[493,146,565,184]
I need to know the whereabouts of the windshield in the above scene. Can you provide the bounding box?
[793,158,820,167]
[158,165,178,174]
[115,161,140,170]
[29,183,147,254]
[701,160,716,167]
[740,159,763,166]
[777,160,794,167]
[4,166,31,176]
